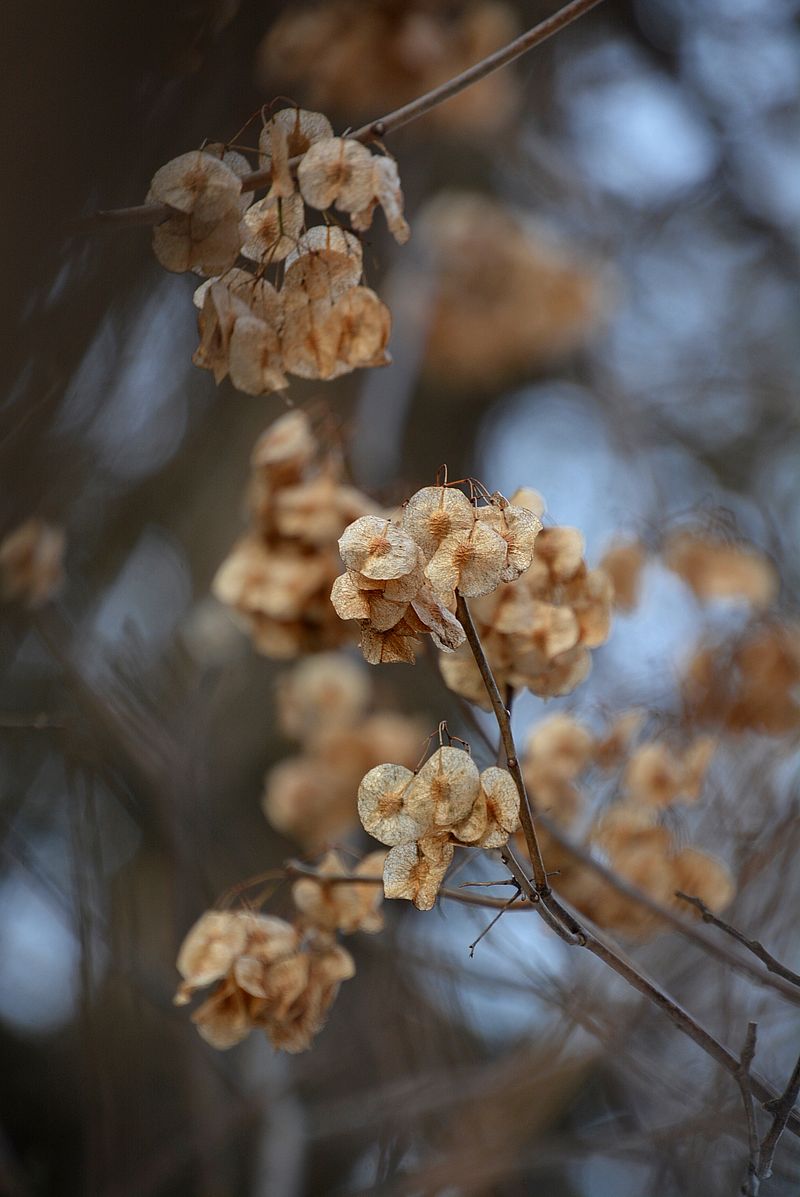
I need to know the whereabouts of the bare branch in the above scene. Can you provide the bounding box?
[676,892,800,990]
[87,0,606,229]
[759,1048,800,1180]
[735,1022,760,1197]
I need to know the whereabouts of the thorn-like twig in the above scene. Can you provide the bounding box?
[676,892,800,989]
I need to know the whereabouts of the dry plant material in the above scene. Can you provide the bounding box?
[599,539,646,612]
[417,192,605,387]
[145,107,408,396]
[440,513,612,704]
[264,652,423,847]
[292,849,386,933]
[174,909,354,1052]
[358,742,520,909]
[0,518,65,608]
[257,0,520,136]
[683,621,800,736]
[664,531,777,607]
[213,410,380,659]
[333,483,541,664]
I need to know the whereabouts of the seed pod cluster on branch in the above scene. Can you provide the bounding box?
[518,712,734,939]
[263,651,424,848]
[332,482,542,664]
[213,410,380,659]
[440,503,612,704]
[174,910,355,1052]
[146,107,409,396]
[358,742,520,909]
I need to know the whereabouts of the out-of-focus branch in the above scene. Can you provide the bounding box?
[538,816,800,1007]
[735,1022,760,1197]
[759,1048,800,1181]
[676,892,800,989]
[88,0,606,228]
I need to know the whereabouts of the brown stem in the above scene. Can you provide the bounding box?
[735,1022,760,1197]
[88,0,606,228]
[455,592,550,894]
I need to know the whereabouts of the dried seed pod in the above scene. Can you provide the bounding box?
[283,227,364,309]
[149,150,242,222]
[292,849,386,934]
[277,652,369,740]
[359,622,421,664]
[175,911,249,1000]
[297,136,375,211]
[408,586,465,651]
[240,193,305,263]
[228,314,288,395]
[624,743,684,808]
[259,108,334,163]
[338,516,420,580]
[203,143,254,213]
[349,154,410,244]
[192,979,252,1049]
[330,286,392,368]
[524,714,595,783]
[152,210,242,275]
[383,838,454,911]
[402,486,475,556]
[477,501,542,583]
[424,521,509,599]
[250,410,317,480]
[664,532,777,607]
[671,848,734,914]
[357,762,428,845]
[600,540,646,612]
[405,746,480,829]
[476,766,520,847]
[0,518,65,607]
[534,526,585,584]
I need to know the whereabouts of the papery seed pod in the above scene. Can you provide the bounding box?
[259,108,334,164]
[149,150,242,222]
[358,762,428,845]
[476,501,542,583]
[425,522,509,599]
[624,743,684,808]
[405,746,480,829]
[338,516,420,580]
[298,137,375,212]
[477,766,520,847]
[228,314,288,395]
[359,622,421,664]
[382,838,454,911]
[240,193,305,263]
[663,532,777,608]
[175,911,249,999]
[152,209,242,275]
[524,714,595,783]
[600,540,646,612]
[191,980,252,1049]
[292,849,386,934]
[403,486,475,556]
[534,526,585,584]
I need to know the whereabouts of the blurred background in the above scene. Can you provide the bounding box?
[2,0,800,1193]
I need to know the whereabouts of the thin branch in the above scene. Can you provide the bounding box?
[758,1048,800,1180]
[468,889,521,957]
[456,592,550,894]
[676,892,800,990]
[537,817,800,1007]
[735,1022,760,1197]
[88,0,606,228]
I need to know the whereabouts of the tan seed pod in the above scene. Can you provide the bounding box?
[191,981,251,1049]
[510,644,591,699]
[152,209,242,275]
[599,540,646,612]
[439,644,492,711]
[593,710,644,770]
[452,792,489,843]
[524,714,595,783]
[338,515,420,580]
[402,486,475,556]
[671,847,734,914]
[292,849,386,934]
[192,280,250,383]
[149,150,242,222]
[175,911,249,998]
[406,746,480,829]
[297,137,375,211]
[259,108,334,164]
[624,743,684,808]
[382,839,454,911]
[681,736,716,802]
[0,518,65,608]
[357,762,427,845]
[534,526,585,583]
[359,622,420,665]
[283,227,364,306]
[663,532,777,608]
[277,652,369,740]
[330,285,392,368]
[350,154,410,244]
[250,410,316,476]
[509,487,546,517]
[409,586,466,651]
[240,193,305,263]
[425,521,508,599]
[477,766,520,847]
[476,502,542,583]
[228,314,288,395]
[202,143,254,213]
